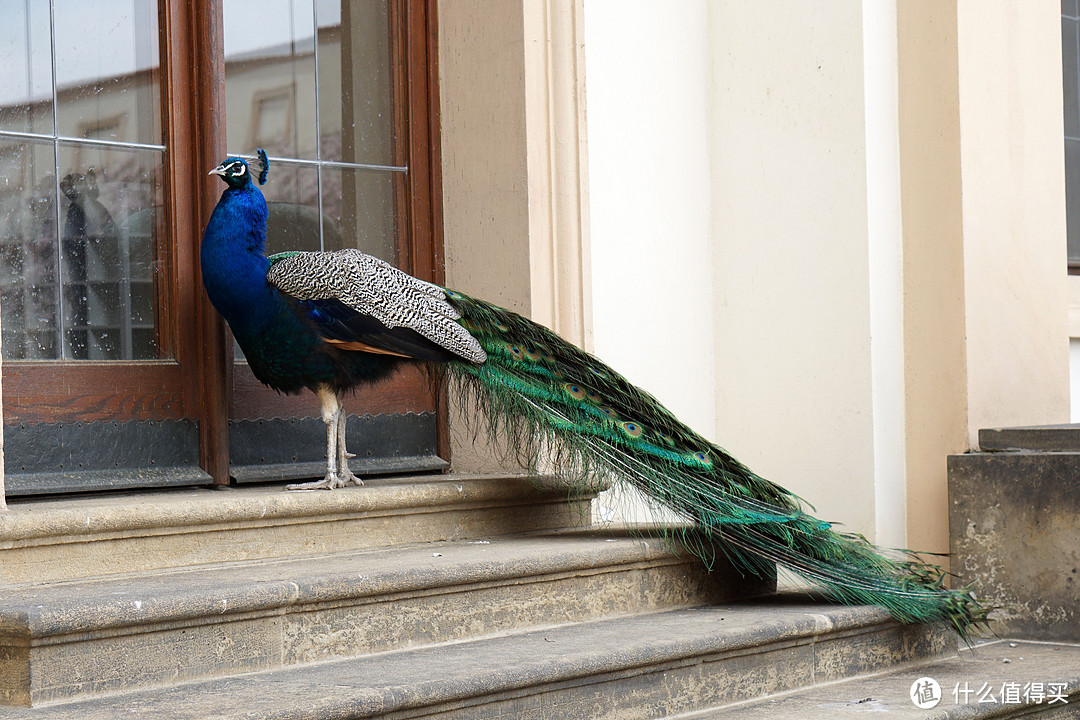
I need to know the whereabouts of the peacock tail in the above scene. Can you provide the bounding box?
[442,288,990,638]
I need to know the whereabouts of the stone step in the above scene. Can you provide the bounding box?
[978,423,1080,452]
[690,638,1080,719]
[0,600,951,719]
[0,530,773,706]
[0,474,594,585]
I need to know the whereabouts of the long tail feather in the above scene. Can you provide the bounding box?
[444,289,990,638]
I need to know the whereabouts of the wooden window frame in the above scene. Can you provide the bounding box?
[2,0,446,489]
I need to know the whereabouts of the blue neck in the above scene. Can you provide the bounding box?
[201,183,276,329]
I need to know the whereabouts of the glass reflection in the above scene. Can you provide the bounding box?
[0,144,161,361]
[320,165,397,262]
[223,0,401,262]
[0,0,164,361]
[53,1,161,145]
[224,0,395,165]
[0,0,54,135]
[57,144,160,359]
[316,0,395,167]
[258,161,322,255]
[224,0,317,160]
[0,139,60,359]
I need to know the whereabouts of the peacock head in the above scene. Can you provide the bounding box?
[209,149,269,189]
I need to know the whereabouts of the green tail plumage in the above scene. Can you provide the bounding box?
[444,289,990,638]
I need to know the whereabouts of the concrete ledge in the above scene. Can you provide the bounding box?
[0,531,773,706]
[0,474,594,584]
[0,601,951,719]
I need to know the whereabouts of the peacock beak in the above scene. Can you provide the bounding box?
[208,165,227,177]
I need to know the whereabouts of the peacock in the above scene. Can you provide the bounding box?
[202,151,989,638]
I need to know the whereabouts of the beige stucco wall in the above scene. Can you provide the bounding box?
[438,0,531,473]
[583,1,715,437]
[439,0,1070,552]
[705,1,879,541]
[438,0,591,473]
[898,0,1069,553]
[896,0,969,555]
[439,0,533,314]
[956,0,1069,442]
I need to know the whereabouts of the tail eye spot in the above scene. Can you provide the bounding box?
[564,383,586,400]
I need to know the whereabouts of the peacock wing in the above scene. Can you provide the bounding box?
[266,249,487,364]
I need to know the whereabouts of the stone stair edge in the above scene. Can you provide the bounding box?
[3,602,947,720]
[0,532,707,637]
[976,424,1080,453]
[0,473,581,543]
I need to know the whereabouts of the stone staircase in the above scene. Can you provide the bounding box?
[1,473,1077,718]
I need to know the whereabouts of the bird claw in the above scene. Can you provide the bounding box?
[285,477,339,491]
[285,468,364,491]
[338,467,364,487]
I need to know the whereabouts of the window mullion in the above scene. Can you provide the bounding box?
[47,0,67,359]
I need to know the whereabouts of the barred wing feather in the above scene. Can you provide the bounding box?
[266,249,486,364]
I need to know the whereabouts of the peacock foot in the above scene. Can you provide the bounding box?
[286,468,364,491]
[285,476,339,491]
[337,465,364,487]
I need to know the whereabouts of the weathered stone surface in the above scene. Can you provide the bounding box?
[0,601,949,719]
[0,474,593,584]
[979,424,1080,452]
[948,449,1080,641]
[0,531,772,705]
[813,613,953,684]
[696,639,1080,719]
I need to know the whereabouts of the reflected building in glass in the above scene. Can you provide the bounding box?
[0,0,402,361]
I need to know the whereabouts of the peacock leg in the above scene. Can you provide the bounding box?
[287,386,350,490]
[335,410,363,486]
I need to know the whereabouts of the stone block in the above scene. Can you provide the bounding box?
[949,447,1080,641]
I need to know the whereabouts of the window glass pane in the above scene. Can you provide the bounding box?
[261,161,321,255]
[0,137,162,360]
[224,0,317,159]
[317,0,396,167]
[0,0,54,135]
[321,166,397,262]
[1065,11,1080,264]
[1067,139,1080,264]
[57,143,161,359]
[1064,16,1079,141]
[0,138,61,359]
[223,0,402,262]
[0,1,165,361]
[53,1,161,145]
